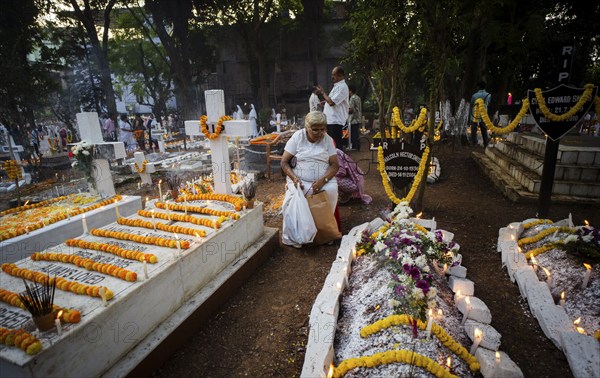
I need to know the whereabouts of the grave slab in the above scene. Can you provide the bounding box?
[446,265,467,278]
[536,303,574,350]
[526,280,556,319]
[448,276,474,296]
[560,331,600,378]
[456,295,492,324]
[514,267,539,299]
[475,348,524,378]
[464,320,501,351]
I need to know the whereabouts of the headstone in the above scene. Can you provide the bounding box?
[456,295,492,324]
[475,349,524,378]
[75,112,126,198]
[381,140,426,191]
[448,276,474,296]
[133,151,155,185]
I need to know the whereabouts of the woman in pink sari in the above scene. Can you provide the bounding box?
[336,149,372,204]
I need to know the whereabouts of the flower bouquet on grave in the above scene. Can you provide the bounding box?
[17,275,56,332]
[69,140,96,193]
[165,172,182,200]
[557,225,600,262]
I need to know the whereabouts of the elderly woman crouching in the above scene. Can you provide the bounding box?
[280,111,339,248]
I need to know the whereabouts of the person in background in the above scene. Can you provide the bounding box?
[145,113,159,150]
[30,126,41,158]
[336,148,372,204]
[315,66,349,149]
[470,81,491,147]
[104,114,116,141]
[280,111,339,248]
[347,85,361,150]
[309,85,321,112]
[119,114,134,149]
[133,114,146,151]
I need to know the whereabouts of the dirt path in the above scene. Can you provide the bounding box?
[152,143,599,378]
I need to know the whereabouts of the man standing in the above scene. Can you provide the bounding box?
[470,81,491,147]
[316,66,349,149]
[146,113,159,150]
[347,85,361,150]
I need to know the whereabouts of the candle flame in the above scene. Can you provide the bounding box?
[336,282,342,290]
[416,212,423,218]
[530,256,537,265]
[517,246,522,254]
[542,267,551,277]
[584,220,589,226]
[561,291,565,299]
[574,317,581,325]
[496,351,501,362]
[446,357,452,368]
[327,363,334,378]
[82,214,86,219]
[428,309,433,316]
[465,296,471,305]
[475,328,482,338]
[159,179,162,184]
[584,263,592,270]
[56,310,63,319]
[456,290,461,297]
[142,256,145,262]
[174,233,179,240]
[511,234,515,241]
[24,200,30,206]
[438,309,443,317]
[576,326,586,334]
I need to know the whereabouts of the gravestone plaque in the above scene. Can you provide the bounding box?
[381,141,425,190]
[527,84,597,141]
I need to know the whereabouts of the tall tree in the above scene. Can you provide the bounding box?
[301,0,325,85]
[60,0,119,117]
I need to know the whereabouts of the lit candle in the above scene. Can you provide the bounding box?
[55,310,63,336]
[438,309,443,318]
[25,226,29,235]
[115,199,120,218]
[82,214,88,234]
[416,212,422,219]
[184,194,188,215]
[99,287,107,306]
[530,255,538,272]
[166,201,170,215]
[582,263,592,289]
[151,209,156,231]
[195,232,201,243]
[446,357,452,371]
[507,92,513,105]
[470,328,483,355]
[143,257,148,279]
[327,364,334,378]
[461,296,471,325]
[425,309,434,339]
[495,351,501,370]
[443,263,448,275]
[158,179,163,199]
[542,267,552,290]
[175,233,181,256]
[137,182,141,190]
[559,291,566,307]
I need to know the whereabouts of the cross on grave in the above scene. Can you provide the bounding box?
[132,151,155,186]
[197,90,253,195]
[75,112,126,198]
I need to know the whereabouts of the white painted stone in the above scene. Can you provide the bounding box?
[504,247,528,282]
[513,267,539,299]
[368,217,386,233]
[475,348,524,378]
[302,312,336,378]
[560,331,600,378]
[456,295,492,324]
[223,120,253,137]
[446,265,467,278]
[526,280,555,319]
[76,112,104,143]
[0,205,267,377]
[0,196,142,264]
[184,120,203,137]
[448,276,474,296]
[436,229,454,243]
[411,217,436,230]
[133,151,154,185]
[536,303,574,350]
[464,320,501,351]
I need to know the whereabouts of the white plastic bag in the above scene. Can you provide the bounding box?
[282,183,317,245]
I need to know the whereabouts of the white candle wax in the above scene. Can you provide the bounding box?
[425,309,434,339]
[166,201,170,215]
[559,291,566,307]
[158,181,163,199]
[582,264,592,288]
[461,297,471,325]
[469,329,483,355]
[151,210,156,231]
[99,287,107,306]
[143,258,148,279]
[115,200,120,218]
[55,317,62,336]
[495,351,501,371]
[82,214,88,234]
[184,195,188,215]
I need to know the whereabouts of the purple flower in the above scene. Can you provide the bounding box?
[416,279,430,294]
[394,284,406,296]
[410,266,421,280]
[435,231,443,242]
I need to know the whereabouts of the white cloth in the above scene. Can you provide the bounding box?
[284,129,337,183]
[118,119,134,146]
[235,105,244,120]
[323,79,349,125]
[309,93,320,112]
[249,104,258,136]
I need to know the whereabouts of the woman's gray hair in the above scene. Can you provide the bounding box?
[305,111,327,128]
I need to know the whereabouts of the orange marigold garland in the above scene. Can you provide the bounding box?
[0,289,81,323]
[0,328,42,355]
[2,160,23,180]
[156,201,239,220]
[1,263,114,300]
[65,239,158,263]
[134,160,148,173]
[90,228,190,249]
[0,195,70,217]
[174,193,246,211]
[30,252,137,282]
[200,115,232,140]
[138,209,227,229]
[117,217,207,237]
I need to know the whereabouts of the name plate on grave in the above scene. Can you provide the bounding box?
[527,84,598,141]
[381,142,425,190]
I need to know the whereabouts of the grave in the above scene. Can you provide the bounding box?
[0,91,276,377]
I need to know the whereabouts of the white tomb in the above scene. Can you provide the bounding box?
[130,151,156,185]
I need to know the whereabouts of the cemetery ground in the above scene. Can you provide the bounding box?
[1,142,598,377]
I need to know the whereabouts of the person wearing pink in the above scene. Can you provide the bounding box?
[336,149,372,204]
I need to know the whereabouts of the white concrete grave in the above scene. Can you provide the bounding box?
[0,200,271,377]
[475,348,524,378]
[75,112,126,198]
